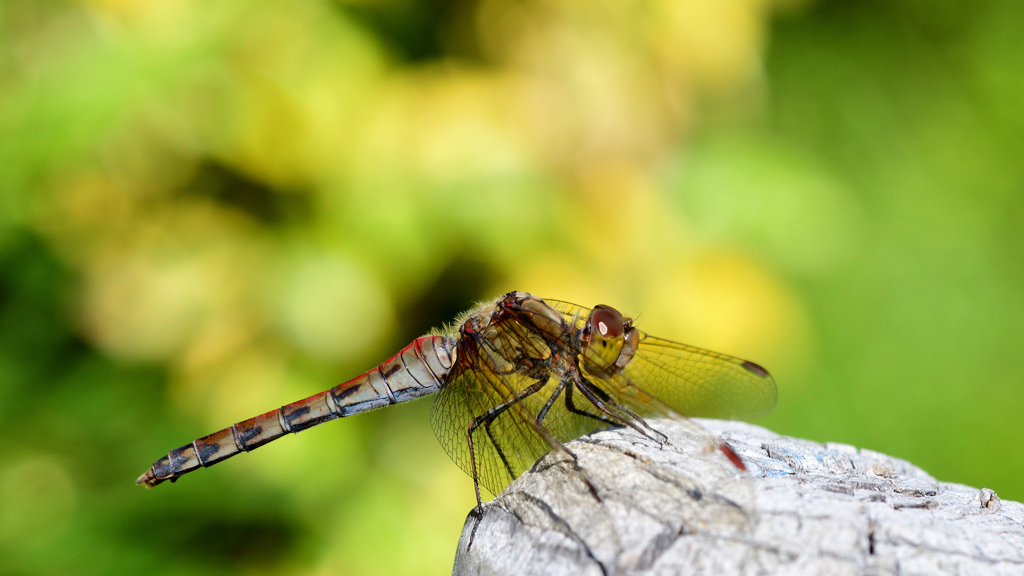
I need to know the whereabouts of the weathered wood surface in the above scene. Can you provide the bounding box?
[453,419,1023,576]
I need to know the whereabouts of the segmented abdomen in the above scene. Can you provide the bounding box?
[137,335,454,487]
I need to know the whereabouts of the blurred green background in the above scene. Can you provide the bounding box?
[2,0,1022,574]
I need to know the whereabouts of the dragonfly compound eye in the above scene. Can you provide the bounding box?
[582,305,627,377]
[591,306,625,340]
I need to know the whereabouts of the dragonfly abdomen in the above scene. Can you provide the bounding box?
[136,336,455,487]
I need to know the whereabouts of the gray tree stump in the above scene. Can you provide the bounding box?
[453,420,1023,576]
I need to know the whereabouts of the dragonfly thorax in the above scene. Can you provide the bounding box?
[456,294,568,377]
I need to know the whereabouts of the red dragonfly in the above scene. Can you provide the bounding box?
[137,291,777,503]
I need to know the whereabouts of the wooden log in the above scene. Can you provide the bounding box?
[453,419,1023,576]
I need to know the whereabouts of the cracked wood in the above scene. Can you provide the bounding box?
[453,419,1024,576]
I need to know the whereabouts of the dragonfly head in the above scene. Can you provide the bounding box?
[582,305,638,377]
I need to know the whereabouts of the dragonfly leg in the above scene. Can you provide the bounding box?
[562,380,618,427]
[525,377,606,459]
[466,378,549,504]
[483,423,515,482]
[534,375,615,429]
[573,374,667,444]
[529,377,610,504]
[605,395,668,444]
[535,377,567,424]
[475,374,605,505]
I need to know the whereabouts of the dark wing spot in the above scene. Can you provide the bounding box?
[741,360,770,377]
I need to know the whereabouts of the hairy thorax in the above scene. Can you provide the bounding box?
[456,293,579,385]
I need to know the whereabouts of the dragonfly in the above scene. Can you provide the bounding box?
[137,291,777,503]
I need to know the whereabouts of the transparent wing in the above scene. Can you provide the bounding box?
[432,363,670,497]
[544,299,777,420]
[428,312,574,498]
[429,369,541,498]
[430,312,629,497]
[539,298,591,331]
[621,332,776,419]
